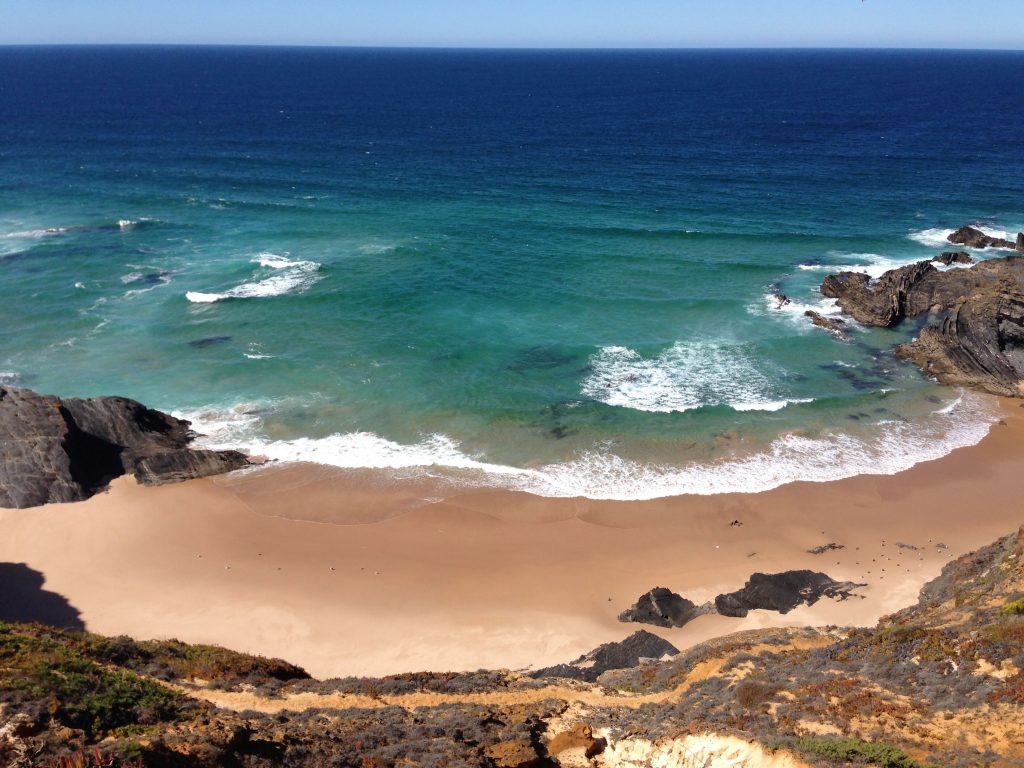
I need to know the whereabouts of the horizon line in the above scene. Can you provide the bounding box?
[1,43,1024,52]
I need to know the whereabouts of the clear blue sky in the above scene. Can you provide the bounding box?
[1,0,1022,49]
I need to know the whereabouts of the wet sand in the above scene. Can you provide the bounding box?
[1,399,1022,679]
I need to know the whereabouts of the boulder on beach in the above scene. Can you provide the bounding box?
[714,570,866,618]
[618,587,711,629]
[0,386,249,508]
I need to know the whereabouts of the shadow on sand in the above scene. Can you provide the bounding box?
[0,562,85,630]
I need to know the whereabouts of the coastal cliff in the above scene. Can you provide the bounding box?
[2,527,1022,767]
[820,228,1024,397]
[0,387,249,508]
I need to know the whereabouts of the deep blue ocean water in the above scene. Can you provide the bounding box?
[2,47,1023,497]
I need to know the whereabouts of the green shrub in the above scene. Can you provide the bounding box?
[794,737,940,768]
[999,597,1024,616]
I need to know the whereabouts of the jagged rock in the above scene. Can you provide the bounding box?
[804,310,847,337]
[530,630,678,682]
[820,256,1024,396]
[618,587,711,629]
[821,261,936,326]
[947,225,1021,251]
[0,387,249,508]
[547,723,606,758]
[772,292,790,307]
[1018,232,1024,252]
[714,571,866,618]
[933,251,974,266]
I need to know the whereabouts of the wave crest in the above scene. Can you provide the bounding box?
[186,253,321,303]
[181,390,996,500]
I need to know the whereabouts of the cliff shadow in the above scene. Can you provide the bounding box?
[0,562,85,630]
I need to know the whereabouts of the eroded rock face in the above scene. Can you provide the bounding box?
[531,630,679,682]
[617,588,710,629]
[933,251,974,266]
[0,387,249,508]
[714,571,866,618]
[819,256,1024,396]
[948,225,1024,251]
[804,310,847,337]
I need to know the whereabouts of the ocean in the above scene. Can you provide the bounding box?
[2,47,1023,499]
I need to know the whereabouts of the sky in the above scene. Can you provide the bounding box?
[0,0,1022,49]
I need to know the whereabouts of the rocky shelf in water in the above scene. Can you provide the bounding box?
[816,228,1024,397]
[0,386,250,508]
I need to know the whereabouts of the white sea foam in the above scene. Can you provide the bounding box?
[183,390,996,500]
[1,226,67,240]
[796,252,918,279]
[580,342,809,414]
[118,219,136,230]
[0,371,21,385]
[186,253,321,303]
[908,224,1011,249]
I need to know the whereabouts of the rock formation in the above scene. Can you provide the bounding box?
[820,256,1024,396]
[804,310,847,337]
[0,387,249,508]
[617,587,710,629]
[947,225,1024,251]
[530,630,679,682]
[618,571,865,629]
[932,250,973,266]
[714,571,865,618]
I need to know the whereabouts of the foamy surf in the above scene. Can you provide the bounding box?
[181,389,997,500]
[186,253,321,303]
[581,342,806,414]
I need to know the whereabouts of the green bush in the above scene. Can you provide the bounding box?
[795,737,940,768]
[999,597,1024,616]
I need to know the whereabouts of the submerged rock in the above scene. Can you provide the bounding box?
[618,587,711,629]
[531,630,678,682]
[0,387,249,508]
[804,310,847,337]
[820,256,1024,396]
[714,570,866,618]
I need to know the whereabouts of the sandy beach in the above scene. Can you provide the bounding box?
[1,397,1022,679]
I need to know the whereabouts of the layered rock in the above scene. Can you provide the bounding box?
[947,225,1024,251]
[820,256,1024,396]
[0,387,249,508]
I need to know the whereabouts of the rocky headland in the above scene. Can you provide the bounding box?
[818,226,1024,397]
[2,526,1022,767]
[0,387,249,508]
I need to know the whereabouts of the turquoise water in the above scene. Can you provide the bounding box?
[2,48,1022,498]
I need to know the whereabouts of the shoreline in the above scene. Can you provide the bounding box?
[1,397,1022,678]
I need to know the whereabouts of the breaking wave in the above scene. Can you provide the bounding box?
[186,253,321,303]
[179,389,997,501]
[580,342,810,413]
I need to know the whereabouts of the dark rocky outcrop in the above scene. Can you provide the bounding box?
[0,387,249,508]
[530,630,678,682]
[933,251,974,266]
[819,256,1024,396]
[714,571,866,618]
[820,260,936,326]
[947,225,1023,251]
[617,587,711,629]
[804,310,847,337]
